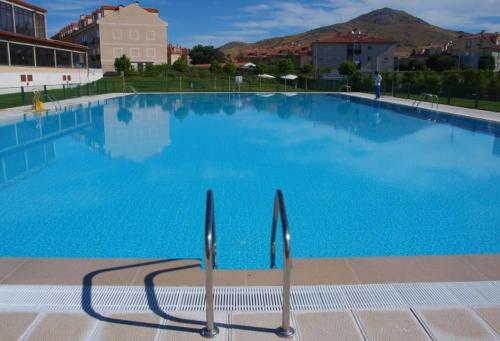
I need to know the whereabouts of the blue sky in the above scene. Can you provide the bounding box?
[39,0,500,47]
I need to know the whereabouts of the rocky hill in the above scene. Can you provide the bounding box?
[220,8,464,57]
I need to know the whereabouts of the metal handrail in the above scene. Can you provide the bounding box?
[270,190,295,338]
[201,190,219,338]
[46,94,62,111]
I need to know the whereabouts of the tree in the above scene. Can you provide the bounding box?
[338,60,357,77]
[189,45,225,65]
[300,63,313,75]
[209,61,222,74]
[223,61,237,76]
[278,59,295,74]
[172,58,189,73]
[426,55,458,72]
[114,55,131,73]
[479,56,495,70]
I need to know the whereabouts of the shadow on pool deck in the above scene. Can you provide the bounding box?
[81,259,280,337]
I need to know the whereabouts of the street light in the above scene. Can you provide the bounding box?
[351,29,362,66]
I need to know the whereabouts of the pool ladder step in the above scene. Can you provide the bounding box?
[202,189,295,338]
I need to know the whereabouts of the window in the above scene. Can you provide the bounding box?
[146,31,155,40]
[10,44,34,66]
[35,13,46,38]
[146,48,155,58]
[15,7,35,36]
[0,42,8,65]
[72,52,86,68]
[0,2,14,32]
[112,29,123,40]
[27,74,33,81]
[113,47,123,58]
[36,47,55,67]
[130,48,139,58]
[56,50,72,68]
[129,30,139,40]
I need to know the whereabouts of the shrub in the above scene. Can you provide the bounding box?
[173,58,189,73]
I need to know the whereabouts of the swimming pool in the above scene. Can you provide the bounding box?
[1,93,499,269]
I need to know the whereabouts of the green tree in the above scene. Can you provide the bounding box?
[255,62,269,75]
[223,61,237,76]
[278,59,295,74]
[300,63,313,75]
[426,55,458,72]
[172,58,189,73]
[338,60,357,77]
[189,45,225,65]
[114,55,131,73]
[479,56,495,70]
[209,61,222,74]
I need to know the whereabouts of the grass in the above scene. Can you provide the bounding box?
[387,92,500,112]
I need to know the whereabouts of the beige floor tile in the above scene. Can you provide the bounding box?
[356,309,430,341]
[1,258,142,285]
[230,313,297,341]
[294,258,360,285]
[26,313,95,341]
[465,255,500,280]
[0,258,26,282]
[157,312,227,341]
[416,256,488,282]
[0,312,38,340]
[347,257,428,284]
[296,311,363,341]
[246,270,283,286]
[91,313,161,341]
[418,308,497,341]
[475,307,500,334]
[131,259,202,286]
[214,270,248,286]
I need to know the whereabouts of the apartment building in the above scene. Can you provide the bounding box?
[167,44,189,65]
[0,0,99,90]
[54,3,168,72]
[237,45,312,67]
[452,32,500,71]
[312,35,396,73]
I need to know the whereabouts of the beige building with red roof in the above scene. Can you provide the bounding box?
[452,32,500,71]
[312,34,396,73]
[54,3,168,73]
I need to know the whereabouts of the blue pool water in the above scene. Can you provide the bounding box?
[1,93,499,269]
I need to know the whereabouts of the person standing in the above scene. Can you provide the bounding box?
[374,72,382,99]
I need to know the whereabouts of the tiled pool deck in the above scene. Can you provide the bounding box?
[0,255,499,340]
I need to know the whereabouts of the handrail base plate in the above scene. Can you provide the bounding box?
[201,326,220,338]
[276,326,295,338]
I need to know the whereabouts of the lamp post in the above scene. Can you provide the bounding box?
[351,29,362,65]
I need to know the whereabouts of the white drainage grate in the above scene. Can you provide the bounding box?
[0,282,498,313]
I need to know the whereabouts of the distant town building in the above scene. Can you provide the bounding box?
[311,34,396,73]
[412,41,455,57]
[237,45,312,66]
[167,44,190,65]
[0,0,100,89]
[451,32,500,71]
[54,3,168,72]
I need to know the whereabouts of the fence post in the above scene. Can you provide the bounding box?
[44,85,48,101]
[87,83,90,96]
[63,84,66,99]
[21,86,25,105]
[474,88,479,109]
[78,83,81,97]
[407,83,410,99]
[179,76,182,91]
[447,87,451,105]
[96,81,100,94]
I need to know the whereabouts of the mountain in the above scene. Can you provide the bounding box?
[219,8,464,57]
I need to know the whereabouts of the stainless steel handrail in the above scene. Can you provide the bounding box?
[201,190,219,338]
[270,190,295,338]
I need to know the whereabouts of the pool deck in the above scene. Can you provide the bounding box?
[0,255,499,340]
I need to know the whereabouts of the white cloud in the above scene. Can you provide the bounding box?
[193,0,500,46]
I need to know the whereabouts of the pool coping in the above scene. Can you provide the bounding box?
[1,91,499,126]
[0,255,498,287]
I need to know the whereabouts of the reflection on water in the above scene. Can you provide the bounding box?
[1,93,499,267]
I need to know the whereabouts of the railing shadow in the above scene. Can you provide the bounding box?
[81,259,279,336]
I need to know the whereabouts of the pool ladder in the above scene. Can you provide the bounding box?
[202,190,295,338]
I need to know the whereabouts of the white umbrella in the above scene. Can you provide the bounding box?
[258,74,276,79]
[280,74,298,80]
[243,62,257,69]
